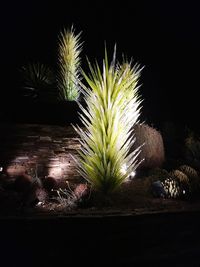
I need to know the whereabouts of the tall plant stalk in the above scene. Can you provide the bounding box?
[57,26,82,101]
[74,49,143,193]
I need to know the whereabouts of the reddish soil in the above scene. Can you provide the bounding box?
[1,177,200,218]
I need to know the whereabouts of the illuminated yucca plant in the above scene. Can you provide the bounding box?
[74,49,143,193]
[57,26,82,101]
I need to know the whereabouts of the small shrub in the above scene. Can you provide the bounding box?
[53,184,78,210]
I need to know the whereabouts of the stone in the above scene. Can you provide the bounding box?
[45,166,62,178]
[74,183,90,199]
[0,124,83,186]
[6,164,26,177]
[151,180,167,198]
[39,136,52,142]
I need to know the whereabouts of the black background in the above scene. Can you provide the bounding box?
[1,0,199,130]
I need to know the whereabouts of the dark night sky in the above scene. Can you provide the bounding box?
[1,0,200,130]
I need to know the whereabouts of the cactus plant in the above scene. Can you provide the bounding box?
[178,165,200,195]
[162,177,181,199]
[20,62,56,101]
[57,26,82,101]
[131,123,165,170]
[164,170,189,198]
[170,169,189,186]
[73,49,143,193]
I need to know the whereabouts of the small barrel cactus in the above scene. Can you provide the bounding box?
[169,169,190,198]
[160,170,189,199]
[161,177,181,199]
[170,170,189,185]
[178,165,198,179]
[178,165,200,195]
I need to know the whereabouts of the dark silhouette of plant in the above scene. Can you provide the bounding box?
[20,62,57,101]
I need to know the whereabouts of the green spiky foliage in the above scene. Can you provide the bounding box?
[20,62,55,100]
[57,26,82,101]
[73,49,143,193]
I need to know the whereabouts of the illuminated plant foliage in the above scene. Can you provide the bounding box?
[74,49,143,193]
[57,26,82,101]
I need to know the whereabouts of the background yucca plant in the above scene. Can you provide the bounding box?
[57,26,82,101]
[74,49,143,193]
[20,62,56,101]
